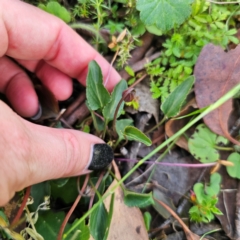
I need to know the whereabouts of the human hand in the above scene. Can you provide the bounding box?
[0,0,120,205]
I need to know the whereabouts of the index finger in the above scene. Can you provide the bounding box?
[0,0,120,91]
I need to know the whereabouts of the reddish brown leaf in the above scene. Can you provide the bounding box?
[194,44,240,144]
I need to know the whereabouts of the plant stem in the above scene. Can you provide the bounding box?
[207,0,240,4]
[11,186,31,226]
[63,83,240,238]
[145,116,166,134]
[215,145,234,151]
[200,228,222,240]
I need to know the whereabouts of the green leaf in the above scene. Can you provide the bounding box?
[132,21,146,36]
[193,183,206,204]
[124,190,154,208]
[124,126,152,146]
[90,202,108,240]
[29,182,51,212]
[161,75,195,118]
[51,178,69,188]
[227,152,240,179]
[143,212,152,231]
[35,211,74,240]
[188,124,219,163]
[206,173,221,196]
[103,80,128,122]
[146,24,163,36]
[86,61,111,111]
[38,1,71,23]
[136,0,193,32]
[91,110,105,132]
[79,220,90,240]
[50,177,78,204]
[211,207,223,215]
[125,66,135,77]
[216,135,229,145]
[103,194,115,240]
[228,36,239,45]
[0,210,8,226]
[116,119,133,141]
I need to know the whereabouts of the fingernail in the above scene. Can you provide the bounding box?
[30,104,42,120]
[88,144,114,170]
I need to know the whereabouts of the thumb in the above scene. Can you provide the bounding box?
[25,121,114,180]
[0,101,113,205]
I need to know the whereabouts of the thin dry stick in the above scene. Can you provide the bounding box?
[11,186,31,226]
[104,48,119,87]
[88,171,105,210]
[154,198,205,240]
[57,174,90,240]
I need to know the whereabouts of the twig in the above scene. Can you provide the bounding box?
[129,73,147,89]
[11,186,31,226]
[62,93,86,120]
[88,172,105,210]
[120,52,161,80]
[154,198,204,240]
[128,32,154,65]
[234,181,240,238]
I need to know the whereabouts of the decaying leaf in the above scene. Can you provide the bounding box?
[194,44,240,144]
[125,78,159,123]
[214,166,238,239]
[100,161,148,240]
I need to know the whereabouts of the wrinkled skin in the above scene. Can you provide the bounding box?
[0,0,120,206]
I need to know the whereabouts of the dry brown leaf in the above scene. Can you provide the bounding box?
[194,44,240,145]
[90,161,148,240]
[214,165,238,239]
[125,78,159,123]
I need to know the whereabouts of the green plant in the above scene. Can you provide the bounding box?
[189,173,223,223]
[188,123,233,163]
[86,60,151,146]
[149,1,239,102]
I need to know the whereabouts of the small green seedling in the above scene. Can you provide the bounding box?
[189,173,223,223]
[188,124,220,163]
[86,60,152,147]
[124,65,136,85]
